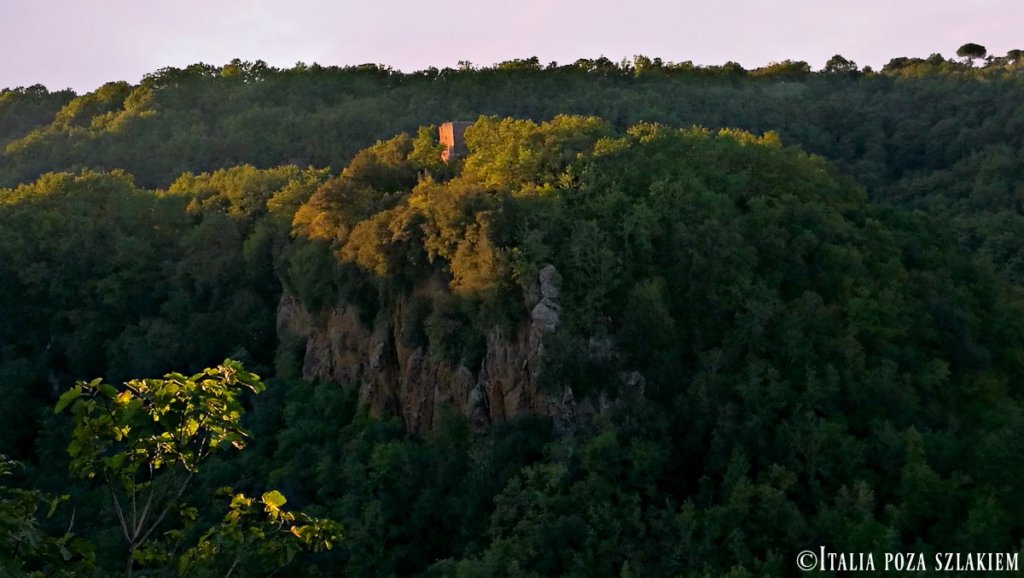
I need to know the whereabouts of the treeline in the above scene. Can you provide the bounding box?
[2,49,1023,195]
[5,51,1024,287]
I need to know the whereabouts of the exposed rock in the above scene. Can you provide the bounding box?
[467,382,491,430]
[276,264,607,434]
[529,264,562,333]
[537,264,562,300]
[530,301,561,333]
[276,293,315,340]
[619,370,646,395]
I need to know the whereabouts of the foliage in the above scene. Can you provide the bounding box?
[0,456,94,577]
[56,361,339,576]
[956,42,988,62]
[270,117,1024,576]
[178,488,340,577]
[0,165,321,459]
[6,49,1024,576]
[823,54,859,75]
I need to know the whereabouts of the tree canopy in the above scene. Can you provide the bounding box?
[957,42,988,61]
[5,49,1024,576]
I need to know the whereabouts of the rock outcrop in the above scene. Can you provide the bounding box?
[276,264,587,433]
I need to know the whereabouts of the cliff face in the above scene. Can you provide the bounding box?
[276,265,589,433]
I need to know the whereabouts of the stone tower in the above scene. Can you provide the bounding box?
[439,121,472,162]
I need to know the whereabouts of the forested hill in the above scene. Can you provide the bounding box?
[6,51,1024,283]
[3,52,1024,201]
[4,50,1024,577]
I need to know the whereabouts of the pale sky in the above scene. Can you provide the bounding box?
[0,0,1020,93]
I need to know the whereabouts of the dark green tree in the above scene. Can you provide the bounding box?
[823,54,859,74]
[956,42,987,63]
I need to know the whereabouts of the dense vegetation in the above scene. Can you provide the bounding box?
[3,47,1024,576]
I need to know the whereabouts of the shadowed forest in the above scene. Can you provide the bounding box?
[4,47,1024,576]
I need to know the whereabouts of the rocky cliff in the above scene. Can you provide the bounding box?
[276,265,597,433]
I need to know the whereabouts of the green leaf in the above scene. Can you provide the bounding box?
[230,493,251,509]
[262,490,287,509]
[97,383,118,398]
[54,388,82,413]
[107,454,125,471]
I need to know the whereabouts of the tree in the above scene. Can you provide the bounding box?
[56,360,340,577]
[751,59,811,78]
[956,43,987,64]
[0,455,95,577]
[632,55,664,76]
[823,54,859,75]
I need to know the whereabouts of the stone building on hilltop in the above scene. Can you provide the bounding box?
[439,121,472,162]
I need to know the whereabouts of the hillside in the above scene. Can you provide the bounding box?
[3,54,1024,576]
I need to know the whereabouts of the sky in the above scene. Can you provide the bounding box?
[1,0,1020,93]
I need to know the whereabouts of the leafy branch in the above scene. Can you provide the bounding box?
[56,360,339,577]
